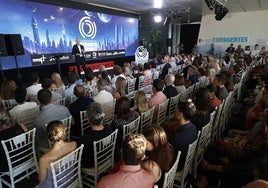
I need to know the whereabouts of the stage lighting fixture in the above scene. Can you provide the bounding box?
[215,5,229,21]
[205,0,214,10]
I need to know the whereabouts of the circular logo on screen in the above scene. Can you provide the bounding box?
[135,46,148,58]
[79,16,97,39]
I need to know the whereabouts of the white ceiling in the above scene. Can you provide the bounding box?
[69,0,268,23]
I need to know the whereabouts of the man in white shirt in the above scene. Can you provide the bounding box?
[9,88,38,120]
[26,72,42,101]
[93,78,113,105]
[251,44,260,58]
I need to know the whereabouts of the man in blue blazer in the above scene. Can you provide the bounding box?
[72,38,86,74]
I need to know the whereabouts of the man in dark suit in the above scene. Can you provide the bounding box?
[72,38,86,74]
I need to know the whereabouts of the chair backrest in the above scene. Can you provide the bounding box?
[85,88,98,98]
[1,128,39,187]
[50,145,84,188]
[122,116,140,140]
[93,130,118,177]
[51,86,66,96]
[127,78,136,94]
[168,94,180,121]
[52,97,66,106]
[156,99,169,126]
[177,132,199,186]
[102,99,116,125]
[206,110,216,148]
[139,106,155,133]
[211,100,225,144]
[2,99,17,110]
[163,151,181,188]
[144,74,152,87]
[80,110,91,136]
[61,116,72,142]
[15,106,40,129]
[138,76,145,90]
[153,71,160,81]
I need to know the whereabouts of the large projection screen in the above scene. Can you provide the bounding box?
[0,0,139,70]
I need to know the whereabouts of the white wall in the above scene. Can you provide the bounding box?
[197,10,268,57]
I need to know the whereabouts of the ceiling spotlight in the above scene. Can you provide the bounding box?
[154,0,163,8]
[215,5,229,21]
[154,15,162,23]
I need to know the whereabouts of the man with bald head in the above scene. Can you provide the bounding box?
[163,73,178,99]
[69,85,93,136]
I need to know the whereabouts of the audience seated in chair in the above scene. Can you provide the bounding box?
[51,72,65,89]
[148,79,168,121]
[93,78,113,105]
[191,88,212,131]
[159,55,172,80]
[38,120,77,188]
[113,77,127,100]
[42,78,63,101]
[174,74,186,94]
[111,65,126,86]
[34,89,71,150]
[163,74,178,99]
[163,100,198,170]
[134,90,149,117]
[0,108,27,172]
[0,79,17,100]
[97,134,155,188]
[69,85,93,136]
[134,64,145,90]
[207,83,222,110]
[112,96,136,159]
[214,73,229,100]
[78,102,113,168]
[26,72,42,101]
[143,126,175,186]
[9,87,37,121]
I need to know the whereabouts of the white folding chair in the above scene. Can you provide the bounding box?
[15,106,40,130]
[163,151,181,188]
[211,100,225,145]
[52,97,66,106]
[61,116,72,142]
[51,86,66,96]
[122,116,140,140]
[82,130,118,187]
[50,145,84,188]
[174,132,200,188]
[101,99,116,125]
[206,110,216,148]
[192,123,211,177]
[167,94,180,121]
[1,99,17,110]
[139,106,155,133]
[80,110,91,136]
[155,99,169,126]
[138,76,145,90]
[153,71,160,81]
[0,129,39,188]
[127,78,136,94]
[85,88,98,98]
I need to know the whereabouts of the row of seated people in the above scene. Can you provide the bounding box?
[0,73,234,187]
[192,57,268,187]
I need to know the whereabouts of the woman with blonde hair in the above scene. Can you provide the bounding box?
[51,72,65,89]
[38,120,77,188]
[113,77,127,99]
[134,90,149,116]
